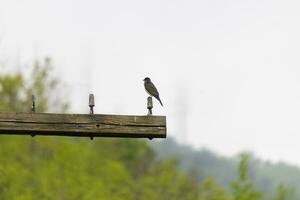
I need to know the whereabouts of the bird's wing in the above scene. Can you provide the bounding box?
[145,82,159,97]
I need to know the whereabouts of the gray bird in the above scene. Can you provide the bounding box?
[143,77,163,106]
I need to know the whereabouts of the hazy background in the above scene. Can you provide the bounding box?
[1,0,300,165]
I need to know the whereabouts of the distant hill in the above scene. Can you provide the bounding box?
[150,138,300,198]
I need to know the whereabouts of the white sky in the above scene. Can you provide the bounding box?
[1,0,300,165]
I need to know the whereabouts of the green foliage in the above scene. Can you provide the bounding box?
[0,137,202,199]
[0,57,68,113]
[199,178,231,200]
[0,72,26,112]
[29,58,69,112]
[152,139,299,199]
[231,153,261,200]
[137,160,199,200]
[272,184,294,200]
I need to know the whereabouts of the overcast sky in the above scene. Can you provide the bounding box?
[1,0,300,165]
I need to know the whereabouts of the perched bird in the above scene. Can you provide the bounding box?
[143,77,163,106]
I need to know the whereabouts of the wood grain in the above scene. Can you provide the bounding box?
[0,113,167,138]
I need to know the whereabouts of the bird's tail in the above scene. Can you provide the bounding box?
[158,97,163,107]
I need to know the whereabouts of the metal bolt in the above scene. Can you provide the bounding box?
[89,94,95,114]
[31,95,35,112]
[147,96,153,115]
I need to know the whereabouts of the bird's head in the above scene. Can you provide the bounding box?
[143,77,151,82]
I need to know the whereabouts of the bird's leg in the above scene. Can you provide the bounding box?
[147,96,153,115]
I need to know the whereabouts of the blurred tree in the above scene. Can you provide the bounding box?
[0,57,70,200]
[199,178,231,200]
[136,160,199,200]
[231,153,261,200]
[272,184,294,200]
[0,72,25,111]
[0,57,68,113]
[28,57,69,112]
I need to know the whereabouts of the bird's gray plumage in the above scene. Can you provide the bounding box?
[143,77,163,106]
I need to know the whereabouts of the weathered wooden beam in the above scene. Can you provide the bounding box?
[0,113,166,139]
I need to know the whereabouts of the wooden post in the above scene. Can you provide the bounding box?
[0,112,166,139]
